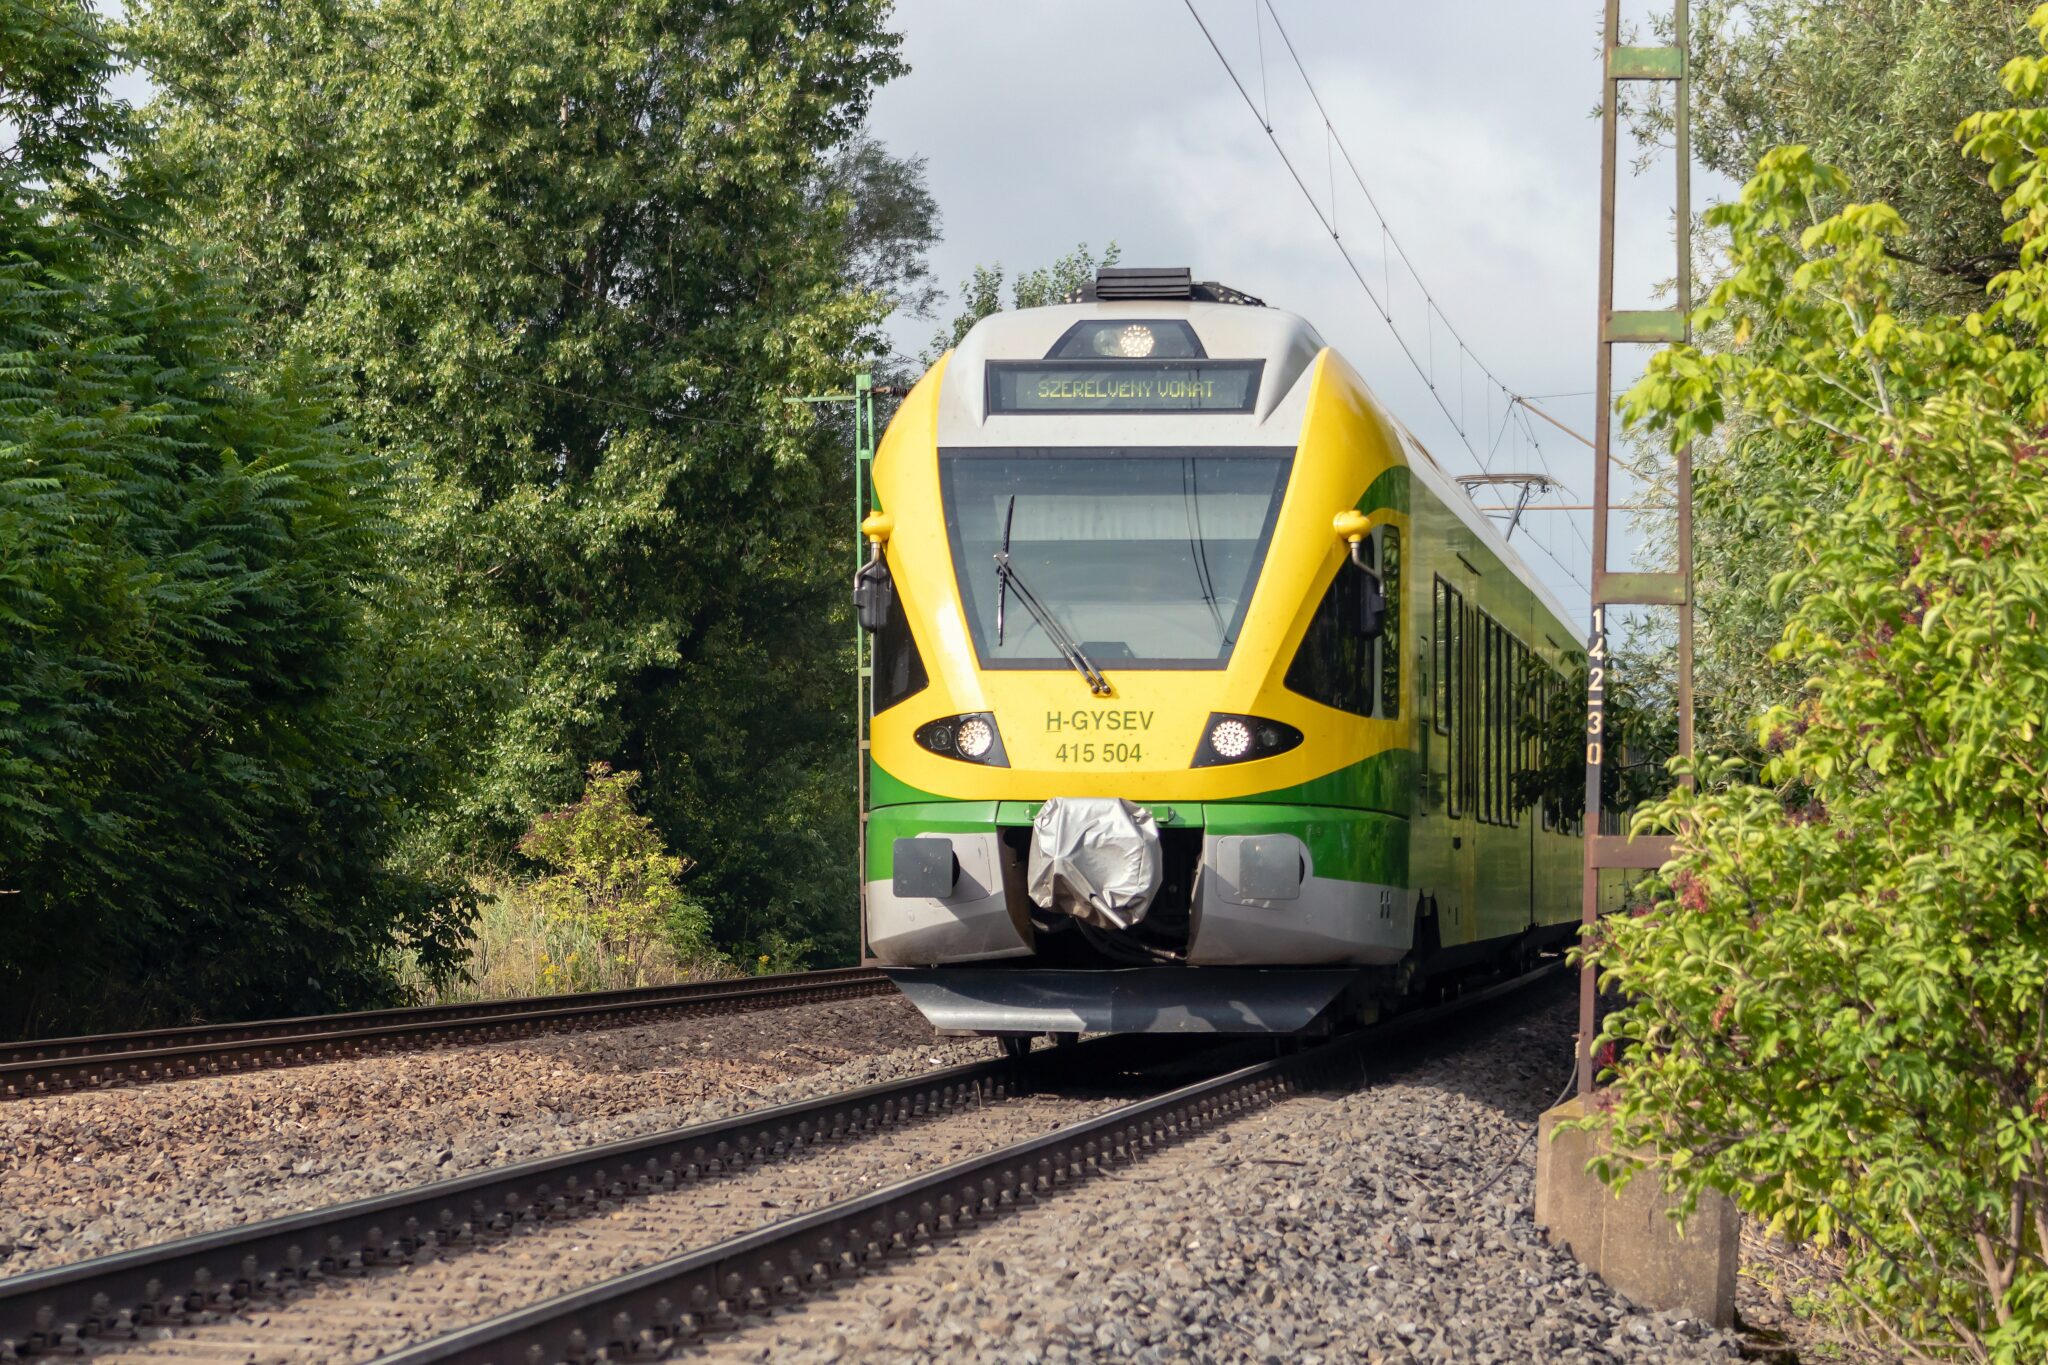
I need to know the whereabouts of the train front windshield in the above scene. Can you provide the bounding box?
[940,448,1292,669]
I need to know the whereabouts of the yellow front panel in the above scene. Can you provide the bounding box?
[871,349,1412,803]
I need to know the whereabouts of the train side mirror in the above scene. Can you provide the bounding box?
[854,512,896,633]
[1332,509,1386,641]
[1357,566,1386,640]
[854,559,894,632]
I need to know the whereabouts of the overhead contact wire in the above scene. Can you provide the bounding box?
[1183,0,1592,600]
[1180,0,1481,467]
[1259,2,1578,476]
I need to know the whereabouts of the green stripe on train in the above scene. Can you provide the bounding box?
[865,795,1409,887]
[868,762,947,809]
[1240,747,1414,814]
[1204,803,1408,885]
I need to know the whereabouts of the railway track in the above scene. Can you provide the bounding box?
[0,964,1560,1363]
[0,968,890,1100]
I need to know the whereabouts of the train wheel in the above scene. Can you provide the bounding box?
[999,1035,1032,1062]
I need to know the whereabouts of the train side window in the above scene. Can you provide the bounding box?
[1540,660,1554,830]
[1526,645,1539,824]
[1486,622,1498,824]
[1498,630,1511,825]
[1461,597,1477,818]
[1494,626,1511,826]
[1360,531,1381,716]
[1507,634,1523,826]
[1433,578,1452,735]
[1378,527,1400,719]
[1509,638,1521,824]
[1511,638,1523,824]
[1478,617,1492,824]
[1538,662,1552,830]
[1505,638,1516,827]
[1501,629,1513,823]
[1284,556,1372,717]
[872,583,929,714]
[1510,637,1526,826]
[1445,587,1463,818]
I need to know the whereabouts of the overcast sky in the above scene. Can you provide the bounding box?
[868,0,1729,618]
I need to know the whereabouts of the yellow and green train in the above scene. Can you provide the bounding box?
[855,267,1584,1037]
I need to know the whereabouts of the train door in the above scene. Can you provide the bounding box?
[1518,637,1539,934]
[1473,604,1519,947]
[1471,610,1538,947]
[1422,565,1479,954]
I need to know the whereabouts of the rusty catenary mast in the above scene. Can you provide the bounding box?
[1580,0,1696,1095]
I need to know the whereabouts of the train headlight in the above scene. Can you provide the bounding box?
[1087,322,1157,357]
[1049,319,1204,360]
[1210,719,1251,759]
[1191,712,1304,768]
[956,716,994,758]
[914,712,1009,766]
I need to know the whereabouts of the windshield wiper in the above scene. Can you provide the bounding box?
[994,495,1110,696]
[1183,458,1227,639]
[996,495,1015,645]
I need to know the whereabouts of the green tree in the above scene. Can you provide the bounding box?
[126,0,920,962]
[519,762,708,968]
[925,240,1120,360]
[1635,0,2034,303]
[1592,16,2048,1355]
[0,0,123,195]
[819,130,944,330]
[1624,1,2040,761]
[0,0,469,1035]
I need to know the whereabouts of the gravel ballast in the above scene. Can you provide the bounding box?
[1,994,995,1275]
[10,983,1832,1362]
[85,1091,1137,1362]
[696,988,1745,1364]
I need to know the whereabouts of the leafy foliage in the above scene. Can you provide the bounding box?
[818,131,944,330]
[0,0,124,195]
[1625,1,2039,762]
[1634,0,2034,301]
[518,763,709,972]
[0,3,470,1034]
[1594,17,2048,1357]
[925,241,1120,361]
[127,0,924,965]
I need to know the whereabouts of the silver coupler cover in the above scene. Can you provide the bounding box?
[1026,797,1163,930]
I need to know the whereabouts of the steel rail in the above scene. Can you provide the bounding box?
[0,1037,1135,1357]
[376,964,1564,1365]
[1,968,885,1062]
[0,969,890,1100]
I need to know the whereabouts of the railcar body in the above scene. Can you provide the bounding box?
[859,268,1587,1036]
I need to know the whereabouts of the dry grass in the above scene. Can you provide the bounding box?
[393,879,739,1004]
[1737,1222,1905,1364]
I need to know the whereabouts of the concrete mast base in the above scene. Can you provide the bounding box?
[1533,1096,1738,1328]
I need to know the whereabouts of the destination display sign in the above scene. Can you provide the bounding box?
[986,360,1263,415]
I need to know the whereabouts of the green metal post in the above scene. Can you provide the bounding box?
[786,372,881,965]
[854,373,876,964]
